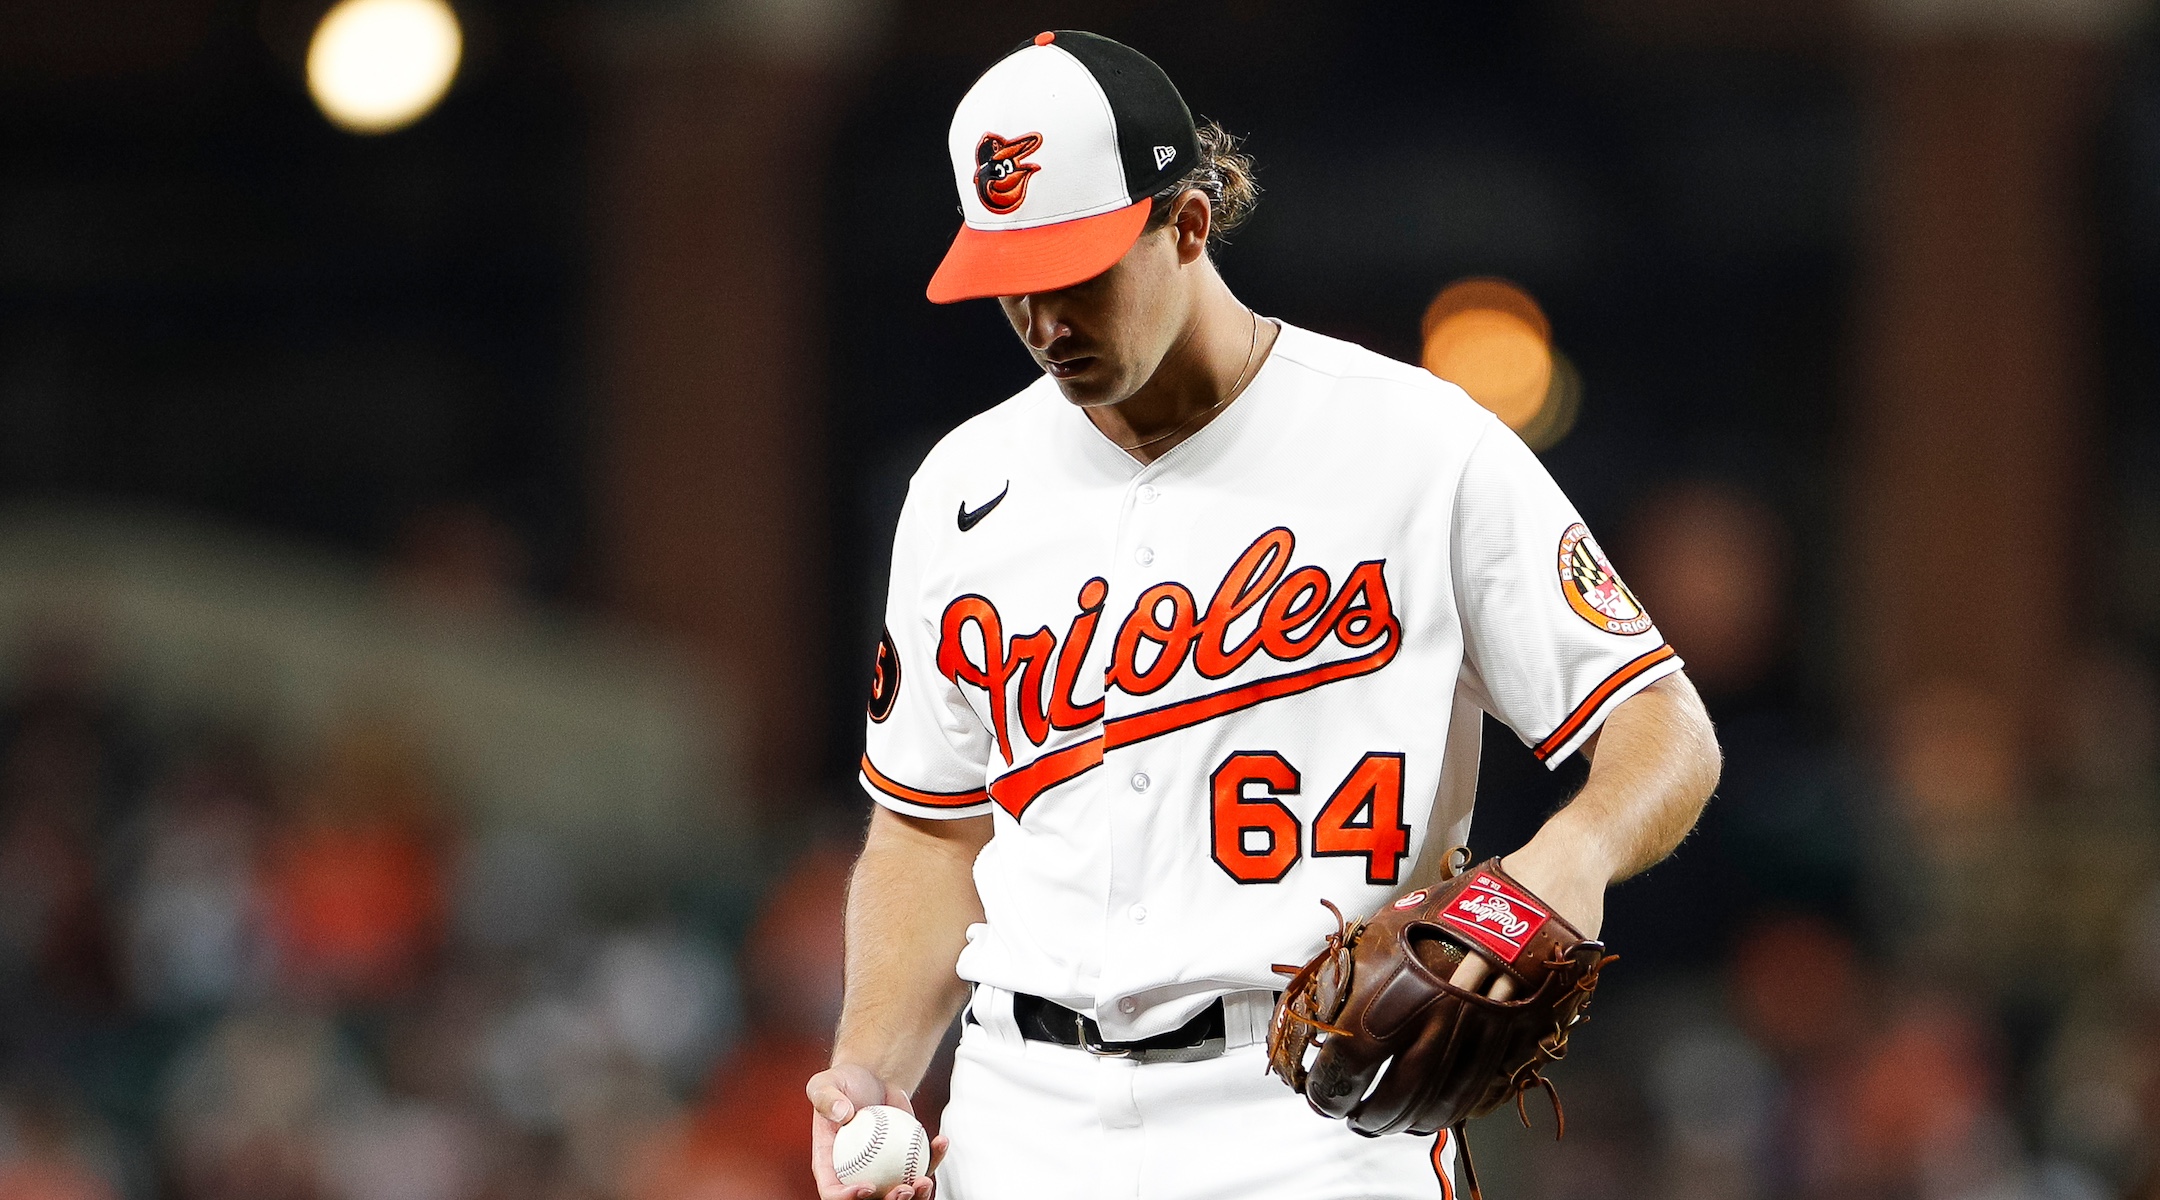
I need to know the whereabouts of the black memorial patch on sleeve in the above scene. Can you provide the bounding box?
[867,626,902,722]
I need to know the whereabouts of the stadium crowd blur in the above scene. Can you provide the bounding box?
[0,516,864,1200]
[3,1,2160,1199]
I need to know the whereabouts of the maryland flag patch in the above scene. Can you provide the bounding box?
[1557,523,1653,636]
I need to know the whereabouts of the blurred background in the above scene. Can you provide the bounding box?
[0,0,2156,1197]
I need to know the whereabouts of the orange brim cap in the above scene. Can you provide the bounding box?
[925,198,1151,303]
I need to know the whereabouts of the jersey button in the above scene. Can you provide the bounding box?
[1129,904,1148,923]
[1130,772,1150,793]
[1134,546,1154,566]
[1137,485,1159,504]
[1117,997,1138,1015]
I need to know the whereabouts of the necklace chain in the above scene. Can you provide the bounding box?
[1112,309,1262,455]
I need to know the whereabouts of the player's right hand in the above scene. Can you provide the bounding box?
[807,1062,948,1200]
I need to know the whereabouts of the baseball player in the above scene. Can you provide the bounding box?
[808,30,1721,1200]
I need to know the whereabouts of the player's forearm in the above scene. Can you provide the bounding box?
[832,806,991,1092]
[1552,672,1719,880]
[1506,673,1720,931]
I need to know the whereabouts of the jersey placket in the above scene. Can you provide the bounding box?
[1093,460,1177,1036]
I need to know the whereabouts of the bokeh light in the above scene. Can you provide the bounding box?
[1421,278,1579,449]
[1518,347,1581,450]
[306,0,463,135]
[1623,482,1790,695]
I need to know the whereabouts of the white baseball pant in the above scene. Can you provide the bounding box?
[937,986,1459,1200]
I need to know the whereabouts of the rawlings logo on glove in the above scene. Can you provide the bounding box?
[1438,874,1549,962]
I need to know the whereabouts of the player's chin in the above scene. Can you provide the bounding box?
[1047,364,1124,406]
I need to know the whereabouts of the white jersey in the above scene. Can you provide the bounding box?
[860,321,1680,1042]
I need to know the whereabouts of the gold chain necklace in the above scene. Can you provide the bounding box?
[1112,309,1262,454]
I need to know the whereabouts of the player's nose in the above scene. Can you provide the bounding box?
[1014,297,1070,351]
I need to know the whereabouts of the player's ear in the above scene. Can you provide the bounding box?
[1169,188,1211,264]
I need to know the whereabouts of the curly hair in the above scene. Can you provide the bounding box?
[1143,120,1260,246]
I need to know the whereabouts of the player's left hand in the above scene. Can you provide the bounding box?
[1268,852,1616,1138]
[1442,840,1605,1001]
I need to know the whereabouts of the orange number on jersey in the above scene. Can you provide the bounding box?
[1311,752,1410,884]
[1209,751,1301,884]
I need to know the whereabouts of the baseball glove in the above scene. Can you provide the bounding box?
[1266,851,1613,1200]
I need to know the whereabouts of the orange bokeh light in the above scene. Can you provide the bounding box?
[1421,278,1556,433]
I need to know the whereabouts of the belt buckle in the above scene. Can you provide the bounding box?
[1075,1011,1132,1057]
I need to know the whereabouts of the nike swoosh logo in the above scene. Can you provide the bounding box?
[957,482,1010,532]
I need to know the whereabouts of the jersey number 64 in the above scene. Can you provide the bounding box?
[1209,751,1410,886]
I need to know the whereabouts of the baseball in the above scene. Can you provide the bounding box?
[832,1104,929,1197]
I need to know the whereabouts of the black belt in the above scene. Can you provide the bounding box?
[967,991,1231,1061]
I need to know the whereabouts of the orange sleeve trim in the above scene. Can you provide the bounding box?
[1532,644,1679,763]
[860,754,990,809]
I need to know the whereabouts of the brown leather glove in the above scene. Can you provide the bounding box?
[1267,853,1613,1198]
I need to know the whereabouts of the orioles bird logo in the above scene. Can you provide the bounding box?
[974,132,1043,214]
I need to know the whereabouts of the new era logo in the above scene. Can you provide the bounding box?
[1153,145,1176,170]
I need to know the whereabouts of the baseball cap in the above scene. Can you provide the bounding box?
[925,31,1200,304]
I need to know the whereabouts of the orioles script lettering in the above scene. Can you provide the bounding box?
[936,527,1402,819]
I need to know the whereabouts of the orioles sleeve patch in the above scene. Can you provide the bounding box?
[867,627,901,722]
[1556,523,1653,636]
